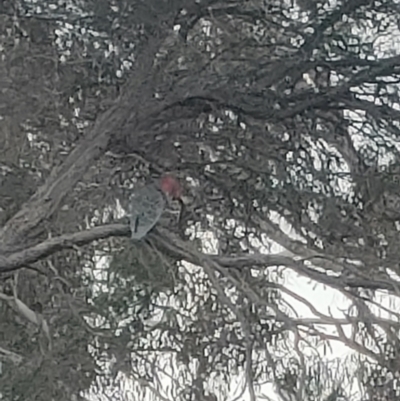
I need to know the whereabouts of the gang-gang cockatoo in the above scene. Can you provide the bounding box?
[129,175,182,240]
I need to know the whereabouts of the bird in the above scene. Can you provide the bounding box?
[129,175,182,240]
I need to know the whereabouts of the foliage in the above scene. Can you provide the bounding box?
[1,0,400,400]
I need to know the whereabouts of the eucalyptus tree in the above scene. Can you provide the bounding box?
[1,1,400,400]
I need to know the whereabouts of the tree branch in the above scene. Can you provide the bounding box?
[1,221,398,297]
[0,223,130,273]
[0,33,166,252]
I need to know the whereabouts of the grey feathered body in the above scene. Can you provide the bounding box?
[129,184,166,240]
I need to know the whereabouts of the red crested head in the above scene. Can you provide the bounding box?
[159,174,182,200]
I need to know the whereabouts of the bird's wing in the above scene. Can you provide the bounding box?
[129,186,165,240]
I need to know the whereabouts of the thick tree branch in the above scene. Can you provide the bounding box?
[0,34,167,252]
[0,105,121,251]
[0,220,398,296]
[0,223,130,272]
